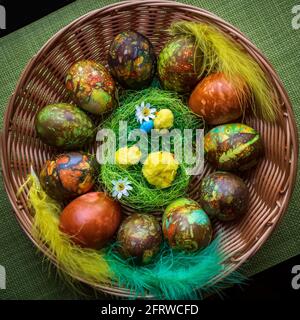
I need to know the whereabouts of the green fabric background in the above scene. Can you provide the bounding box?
[0,0,299,299]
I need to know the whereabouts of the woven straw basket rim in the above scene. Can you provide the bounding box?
[1,0,298,298]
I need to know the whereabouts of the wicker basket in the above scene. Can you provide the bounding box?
[1,0,298,298]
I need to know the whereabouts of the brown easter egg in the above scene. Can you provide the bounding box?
[39,152,94,201]
[189,72,248,125]
[117,213,162,264]
[59,192,121,249]
[199,171,249,221]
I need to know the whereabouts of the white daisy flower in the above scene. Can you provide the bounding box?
[135,102,156,123]
[112,178,133,199]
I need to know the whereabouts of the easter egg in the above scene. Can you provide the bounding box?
[59,192,121,249]
[66,60,116,115]
[162,198,212,252]
[40,152,95,201]
[158,36,202,93]
[154,109,174,130]
[142,151,179,189]
[199,171,249,221]
[140,120,154,133]
[204,123,263,171]
[115,145,142,166]
[189,73,248,125]
[35,103,95,150]
[117,213,162,264]
[108,31,156,89]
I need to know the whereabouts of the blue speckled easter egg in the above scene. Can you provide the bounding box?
[140,120,154,133]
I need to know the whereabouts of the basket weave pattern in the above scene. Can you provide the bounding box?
[1,1,298,297]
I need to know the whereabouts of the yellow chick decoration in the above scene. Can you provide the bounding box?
[115,145,142,166]
[142,151,179,189]
[154,109,174,130]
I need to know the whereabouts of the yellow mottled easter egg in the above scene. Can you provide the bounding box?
[115,146,142,166]
[142,151,179,189]
[154,109,174,130]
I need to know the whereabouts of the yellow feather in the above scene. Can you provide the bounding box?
[170,21,280,121]
[22,171,112,285]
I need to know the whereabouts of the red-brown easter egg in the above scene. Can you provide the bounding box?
[59,192,121,249]
[189,72,248,125]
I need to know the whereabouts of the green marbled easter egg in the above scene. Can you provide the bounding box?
[200,171,249,221]
[204,123,263,171]
[35,103,95,150]
[162,198,212,252]
[66,60,116,115]
[117,213,162,264]
[158,36,202,94]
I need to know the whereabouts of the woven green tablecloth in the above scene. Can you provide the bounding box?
[0,0,299,299]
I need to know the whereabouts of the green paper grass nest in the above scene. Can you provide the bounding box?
[98,88,203,212]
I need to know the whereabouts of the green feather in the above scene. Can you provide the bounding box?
[105,236,246,300]
[22,172,245,299]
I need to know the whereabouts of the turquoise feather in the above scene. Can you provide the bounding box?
[105,236,246,299]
